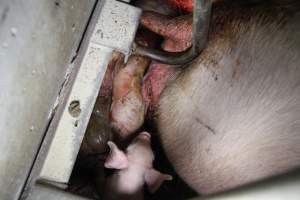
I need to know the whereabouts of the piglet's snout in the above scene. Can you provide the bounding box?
[137,131,151,141]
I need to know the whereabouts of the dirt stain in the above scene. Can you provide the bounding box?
[232,58,242,80]
[1,6,9,25]
[195,117,216,135]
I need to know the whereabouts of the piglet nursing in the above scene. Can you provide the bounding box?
[110,56,150,141]
[103,132,172,200]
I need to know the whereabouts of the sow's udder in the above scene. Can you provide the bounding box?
[156,2,300,194]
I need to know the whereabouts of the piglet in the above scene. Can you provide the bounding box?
[103,132,172,200]
[110,56,150,141]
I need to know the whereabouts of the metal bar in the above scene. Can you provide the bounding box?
[21,1,142,199]
[132,0,212,65]
[27,183,91,200]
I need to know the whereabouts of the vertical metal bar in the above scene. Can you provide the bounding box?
[133,0,212,65]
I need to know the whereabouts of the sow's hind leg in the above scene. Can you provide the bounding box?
[156,2,300,195]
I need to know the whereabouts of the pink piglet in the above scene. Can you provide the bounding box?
[103,131,172,200]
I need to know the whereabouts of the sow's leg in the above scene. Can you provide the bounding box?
[156,2,300,194]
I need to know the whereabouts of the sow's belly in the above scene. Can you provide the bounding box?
[156,1,300,194]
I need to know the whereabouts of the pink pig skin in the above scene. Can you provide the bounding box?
[103,132,172,200]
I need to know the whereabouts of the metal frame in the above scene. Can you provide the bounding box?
[21,0,141,199]
[132,0,212,65]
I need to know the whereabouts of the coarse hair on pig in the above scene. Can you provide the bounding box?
[156,1,300,194]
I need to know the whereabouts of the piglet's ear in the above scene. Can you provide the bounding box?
[104,141,128,170]
[144,168,173,193]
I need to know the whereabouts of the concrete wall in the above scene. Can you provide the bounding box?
[0,0,95,199]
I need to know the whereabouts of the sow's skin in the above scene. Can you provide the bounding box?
[103,132,172,200]
[156,2,300,194]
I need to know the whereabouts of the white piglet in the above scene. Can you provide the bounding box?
[103,131,172,200]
